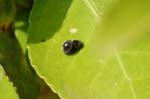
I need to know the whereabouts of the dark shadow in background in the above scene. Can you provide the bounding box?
[28,0,73,43]
[0,32,60,99]
[0,0,69,99]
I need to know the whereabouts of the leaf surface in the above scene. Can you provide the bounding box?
[28,0,150,99]
[0,65,19,99]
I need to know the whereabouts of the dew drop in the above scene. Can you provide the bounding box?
[69,28,78,34]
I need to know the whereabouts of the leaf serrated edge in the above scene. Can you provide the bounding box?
[0,64,19,99]
[27,46,63,99]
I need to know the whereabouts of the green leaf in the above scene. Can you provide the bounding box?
[14,6,60,99]
[28,0,150,99]
[15,29,27,53]
[14,3,32,53]
[0,65,19,99]
[0,31,60,99]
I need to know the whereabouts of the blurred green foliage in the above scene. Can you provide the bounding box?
[0,0,60,99]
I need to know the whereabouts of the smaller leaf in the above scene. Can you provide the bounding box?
[0,65,19,99]
[15,29,27,53]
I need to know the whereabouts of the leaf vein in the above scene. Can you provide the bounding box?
[83,0,99,19]
[114,50,137,99]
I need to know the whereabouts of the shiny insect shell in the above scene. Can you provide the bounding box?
[63,40,83,55]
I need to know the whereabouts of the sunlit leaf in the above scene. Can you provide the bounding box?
[28,0,150,99]
[0,65,19,99]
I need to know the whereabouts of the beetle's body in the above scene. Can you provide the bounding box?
[63,40,83,55]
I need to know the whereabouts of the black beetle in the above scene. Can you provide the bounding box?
[63,40,83,55]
